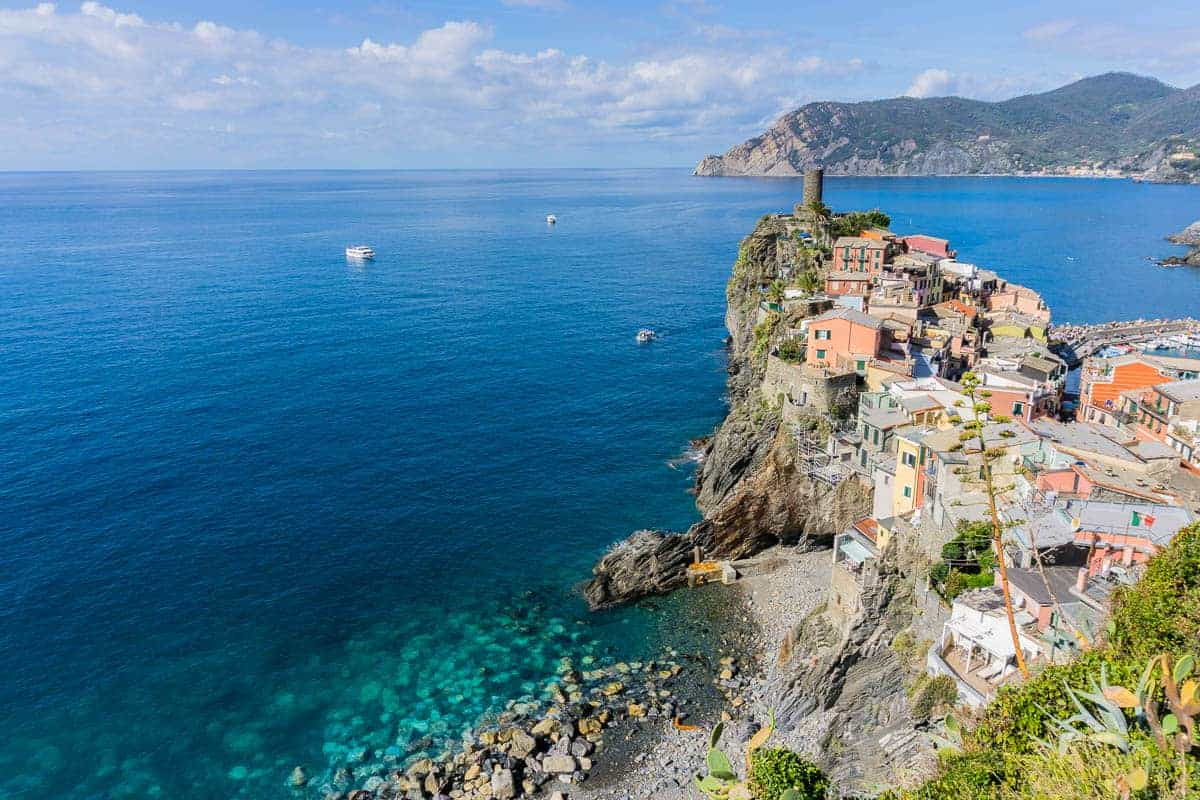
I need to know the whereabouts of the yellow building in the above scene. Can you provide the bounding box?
[891,429,929,518]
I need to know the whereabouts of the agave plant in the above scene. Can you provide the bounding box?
[1037,653,1199,799]
[694,712,778,800]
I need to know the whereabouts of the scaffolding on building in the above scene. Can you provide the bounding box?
[793,422,849,486]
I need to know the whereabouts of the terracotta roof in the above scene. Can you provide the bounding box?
[852,517,880,543]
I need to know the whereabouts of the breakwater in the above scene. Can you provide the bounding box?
[1049,317,1200,366]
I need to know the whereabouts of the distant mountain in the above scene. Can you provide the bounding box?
[695,73,1200,183]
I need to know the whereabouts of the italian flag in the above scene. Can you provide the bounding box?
[1132,511,1156,528]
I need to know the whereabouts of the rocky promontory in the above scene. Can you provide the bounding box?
[585,215,870,609]
[1163,219,1200,266]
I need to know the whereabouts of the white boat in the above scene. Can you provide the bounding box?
[345,245,375,260]
[546,214,557,224]
[637,328,656,343]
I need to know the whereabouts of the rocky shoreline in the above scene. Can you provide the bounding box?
[334,206,931,800]
[325,571,777,800]
[1161,220,1200,266]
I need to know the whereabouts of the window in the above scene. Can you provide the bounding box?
[1012,401,1024,417]
[873,428,880,445]
[902,452,916,467]
[903,486,912,498]
[856,360,866,372]
[814,329,831,340]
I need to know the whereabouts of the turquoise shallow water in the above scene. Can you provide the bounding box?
[1,170,1198,799]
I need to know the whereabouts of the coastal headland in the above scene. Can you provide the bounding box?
[334,182,1200,800]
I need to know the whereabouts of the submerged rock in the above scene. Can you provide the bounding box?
[289,766,308,787]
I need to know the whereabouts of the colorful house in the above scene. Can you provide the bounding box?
[976,369,1060,421]
[824,271,874,298]
[985,282,1050,324]
[1067,500,1196,576]
[805,307,885,371]
[1118,380,1200,445]
[1077,354,1200,427]
[832,237,892,274]
[892,428,931,516]
[901,234,955,259]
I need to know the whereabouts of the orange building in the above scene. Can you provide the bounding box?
[806,307,885,370]
[1078,354,1200,426]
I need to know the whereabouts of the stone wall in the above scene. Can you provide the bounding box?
[763,356,858,419]
[827,560,864,627]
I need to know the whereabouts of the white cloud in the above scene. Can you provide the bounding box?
[903,68,1050,101]
[1022,19,1078,42]
[0,2,884,167]
[904,68,954,98]
[1018,19,1200,84]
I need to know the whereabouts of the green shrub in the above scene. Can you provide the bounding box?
[909,674,958,719]
[748,748,829,800]
[879,751,998,800]
[888,523,1200,799]
[968,649,1130,760]
[777,337,805,363]
[941,569,992,601]
[1107,522,1200,664]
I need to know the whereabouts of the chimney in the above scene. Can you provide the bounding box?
[1075,567,1088,594]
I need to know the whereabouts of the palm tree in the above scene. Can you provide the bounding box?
[797,270,822,294]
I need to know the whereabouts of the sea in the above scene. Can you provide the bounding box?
[1,170,1198,799]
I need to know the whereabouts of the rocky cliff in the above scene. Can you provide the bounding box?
[1166,220,1200,266]
[694,72,1200,184]
[585,215,870,610]
[765,554,938,791]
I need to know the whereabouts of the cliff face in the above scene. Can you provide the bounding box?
[584,216,870,610]
[583,208,938,792]
[765,558,936,791]
[694,72,1200,183]
[1168,220,1200,266]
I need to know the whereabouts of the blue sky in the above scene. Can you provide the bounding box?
[1,0,1198,169]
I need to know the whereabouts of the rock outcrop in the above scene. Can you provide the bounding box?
[585,213,870,610]
[1170,220,1200,245]
[1163,220,1200,266]
[761,551,939,792]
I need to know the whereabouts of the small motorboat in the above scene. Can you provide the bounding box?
[546,214,557,224]
[345,245,375,260]
[637,328,656,343]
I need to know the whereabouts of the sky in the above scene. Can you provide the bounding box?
[1,0,1198,169]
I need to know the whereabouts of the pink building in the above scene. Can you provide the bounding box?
[806,307,885,370]
[985,282,1050,323]
[901,234,954,259]
[824,271,873,297]
[832,237,891,274]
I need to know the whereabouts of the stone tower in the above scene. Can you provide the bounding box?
[802,168,824,207]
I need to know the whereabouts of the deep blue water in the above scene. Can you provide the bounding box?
[1,171,1198,799]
